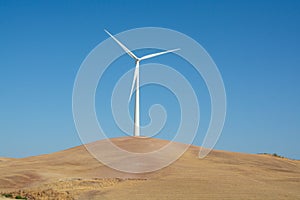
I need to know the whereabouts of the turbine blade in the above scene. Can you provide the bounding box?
[129,61,139,101]
[140,48,180,61]
[104,29,138,60]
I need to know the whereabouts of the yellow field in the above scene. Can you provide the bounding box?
[0,137,299,199]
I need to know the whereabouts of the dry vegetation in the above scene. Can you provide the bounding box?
[0,137,299,199]
[2,178,146,200]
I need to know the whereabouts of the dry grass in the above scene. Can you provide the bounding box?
[0,137,299,199]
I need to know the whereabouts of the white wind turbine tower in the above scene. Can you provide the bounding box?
[105,30,179,137]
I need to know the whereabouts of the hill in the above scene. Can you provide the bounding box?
[0,137,299,199]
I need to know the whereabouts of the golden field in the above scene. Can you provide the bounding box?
[0,137,299,199]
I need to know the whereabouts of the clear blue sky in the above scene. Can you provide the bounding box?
[0,0,299,159]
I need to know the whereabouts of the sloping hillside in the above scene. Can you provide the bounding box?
[0,137,299,199]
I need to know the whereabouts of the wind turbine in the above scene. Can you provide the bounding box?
[105,30,179,137]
